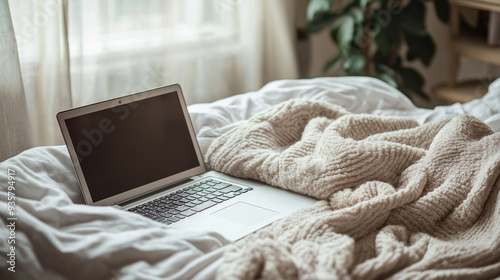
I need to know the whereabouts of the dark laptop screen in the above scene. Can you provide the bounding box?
[65,91,200,202]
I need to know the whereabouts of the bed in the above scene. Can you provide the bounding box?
[1,77,500,280]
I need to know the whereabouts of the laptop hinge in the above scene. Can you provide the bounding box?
[117,178,193,207]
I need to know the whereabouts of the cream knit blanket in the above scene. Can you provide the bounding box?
[205,99,500,280]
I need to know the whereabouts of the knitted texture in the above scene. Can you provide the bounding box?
[205,99,500,280]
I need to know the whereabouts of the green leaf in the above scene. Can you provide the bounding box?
[348,7,365,48]
[405,32,435,66]
[305,13,338,33]
[330,18,343,44]
[375,64,398,87]
[353,25,366,49]
[334,16,355,56]
[368,19,382,37]
[323,55,344,72]
[307,0,333,21]
[343,52,365,75]
[347,7,364,24]
[360,0,374,10]
[433,0,450,23]
[397,66,429,99]
[401,0,426,36]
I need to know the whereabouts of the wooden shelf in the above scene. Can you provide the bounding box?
[450,0,500,13]
[434,80,489,104]
[451,34,500,65]
[442,0,500,103]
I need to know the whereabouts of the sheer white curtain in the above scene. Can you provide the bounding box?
[68,0,250,106]
[0,0,33,161]
[4,0,299,149]
[8,0,72,147]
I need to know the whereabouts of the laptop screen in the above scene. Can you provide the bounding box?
[64,91,200,203]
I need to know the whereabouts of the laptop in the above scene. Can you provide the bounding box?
[57,84,317,241]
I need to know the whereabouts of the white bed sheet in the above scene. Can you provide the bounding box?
[0,146,229,280]
[190,77,500,155]
[1,77,499,280]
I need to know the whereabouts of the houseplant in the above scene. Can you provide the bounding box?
[305,0,449,99]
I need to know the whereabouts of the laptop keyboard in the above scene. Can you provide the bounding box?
[127,178,253,225]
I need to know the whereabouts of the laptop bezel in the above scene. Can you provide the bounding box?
[57,84,207,206]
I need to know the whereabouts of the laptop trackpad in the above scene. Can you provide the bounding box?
[211,202,279,226]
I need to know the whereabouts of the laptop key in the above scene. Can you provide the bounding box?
[191,200,203,205]
[168,209,180,215]
[211,198,223,203]
[213,183,231,190]
[220,186,242,193]
[164,203,176,209]
[191,201,217,212]
[180,209,197,217]
[159,212,173,218]
[175,205,189,211]
[167,217,180,223]
[152,215,165,221]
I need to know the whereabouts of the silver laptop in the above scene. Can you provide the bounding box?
[57,84,316,241]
